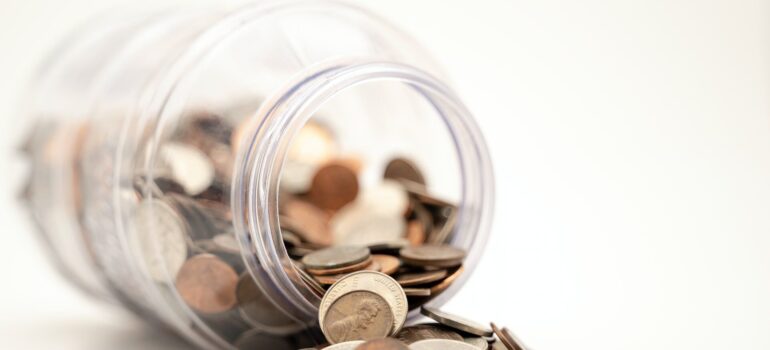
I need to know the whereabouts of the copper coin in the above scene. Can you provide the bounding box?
[406,220,426,246]
[384,158,426,186]
[308,256,373,276]
[309,163,359,211]
[322,291,394,343]
[400,244,466,268]
[281,199,332,246]
[175,254,238,314]
[403,288,431,297]
[430,266,464,295]
[314,260,382,285]
[302,245,370,270]
[395,324,464,344]
[491,323,524,350]
[420,306,493,337]
[355,338,410,350]
[395,269,448,287]
[371,254,400,275]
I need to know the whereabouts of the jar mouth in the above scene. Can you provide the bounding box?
[232,60,495,323]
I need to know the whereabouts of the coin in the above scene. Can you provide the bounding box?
[302,246,371,270]
[406,221,426,246]
[355,338,410,350]
[175,254,238,314]
[294,263,326,297]
[322,341,365,350]
[420,306,493,337]
[400,244,465,268]
[400,179,453,208]
[235,273,303,335]
[395,269,448,287]
[282,199,332,246]
[130,199,188,281]
[212,233,241,254]
[358,180,410,217]
[319,271,408,336]
[384,158,426,186]
[395,324,464,344]
[309,163,359,211]
[491,323,524,350]
[322,291,394,343]
[410,339,478,350]
[463,336,489,349]
[158,142,215,196]
[332,210,406,247]
[403,288,431,297]
[371,255,400,275]
[307,256,373,276]
[429,266,464,295]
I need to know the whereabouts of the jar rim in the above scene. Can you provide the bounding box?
[232,60,496,323]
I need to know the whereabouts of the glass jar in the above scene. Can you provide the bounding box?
[20,1,495,349]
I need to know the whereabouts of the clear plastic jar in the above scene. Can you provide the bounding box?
[20,1,494,349]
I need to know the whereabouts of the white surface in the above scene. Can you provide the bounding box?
[2,0,770,349]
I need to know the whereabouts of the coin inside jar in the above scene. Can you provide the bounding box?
[322,291,394,343]
[302,245,371,270]
[383,157,426,186]
[420,306,493,337]
[355,338,410,350]
[400,244,466,268]
[371,254,400,276]
[175,254,239,314]
[395,324,464,344]
[308,163,359,211]
[395,269,448,287]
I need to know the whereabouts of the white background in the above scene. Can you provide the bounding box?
[1,0,770,349]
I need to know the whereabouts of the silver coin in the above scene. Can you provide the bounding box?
[319,271,408,337]
[331,204,405,246]
[159,142,215,196]
[420,306,494,337]
[463,336,490,349]
[130,199,188,281]
[321,340,365,350]
[212,233,241,254]
[410,339,479,350]
[302,245,371,270]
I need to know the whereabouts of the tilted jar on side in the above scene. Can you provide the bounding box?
[20,1,494,349]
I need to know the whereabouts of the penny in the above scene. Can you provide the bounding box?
[159,142,215,196]
[420,306,493,337]
[430,266,464,295]
[491,323,524,350]
[130,199,188,281]
[313,260,381,285]
[395,269,448,287]
[175,254,238,314]
[403,288,431,297]
[463,336,489,350]
[307,256,373,276]
[236,273,303,334]
[406,220,426,246]
[400,244,465,268]
[282,199,332,246]
[322,341,365,350]
[410,339,478,350]
[319,271,408,336]
[371,255,400,275]
[395,324,464,344]
[355,338,409,350]
[322,291,394,343]
[302,245,371,270]
[309,163,359,211]
[384,158,426,186]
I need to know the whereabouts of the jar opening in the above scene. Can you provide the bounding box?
[233,61,495,323]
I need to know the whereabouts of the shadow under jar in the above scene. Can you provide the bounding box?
[20,1,495,349]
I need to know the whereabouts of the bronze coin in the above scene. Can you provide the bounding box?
[281,199,332,246]
[400,244,466,268]
[302,245,371,270]
[421,306,493,337]
[309,163,359,211]
[406,220,426,246]
[395,269,448,287]
[395,324,464,344]
[307,256,373,276]
[314,260,382,285]
[403,288,431,297]
[384,158,426,186]
[175,254,238,314]
[355,338,410,350]
[371,254,400,275]
[322,291,394,343]
[429,266,464,295]
[491,323,524,350]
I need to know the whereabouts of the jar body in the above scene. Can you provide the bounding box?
[21,2,494,349]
